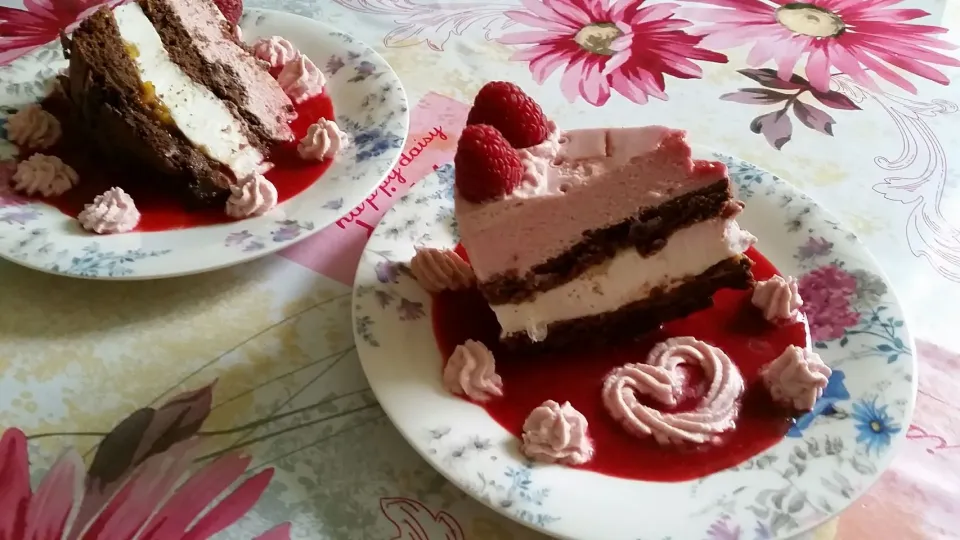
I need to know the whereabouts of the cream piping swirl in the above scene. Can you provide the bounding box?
[520,400,593,465]
[297,118,348,161]
[252,36,300,70]
[751,275,804,323]
[602,336,744,445]
[443,340,503,402]
[225,173,278,218]
[277,55,325,104]
[12,154,78,197]
[410,247,476,293]
[761,345,831,412]
[7,104,61,150]
[78,187,140,234]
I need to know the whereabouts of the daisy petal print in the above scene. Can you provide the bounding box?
[0,429,31,538]
[682,0,959,94]
[0,0,125,65]
[501,0,727,106]
[852,398,902,456]
[138,452,257,539]
[23,450,84,540]
[0,385,288,539]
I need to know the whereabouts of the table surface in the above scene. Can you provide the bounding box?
[1,0,959,538]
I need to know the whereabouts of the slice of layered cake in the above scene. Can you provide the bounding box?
[454,82,756,350]
[58,0,296,206]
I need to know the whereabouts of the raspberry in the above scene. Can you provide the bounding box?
[454,125,523,203]
[466,81,550,149]
[212,0,243,25]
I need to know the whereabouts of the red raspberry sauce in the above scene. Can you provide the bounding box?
[432,246,809,482]
[32,93,334,232]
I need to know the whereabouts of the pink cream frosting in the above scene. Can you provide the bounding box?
[226,173,278,218]
[163,0,295,141]
[409,247,476,293]
[455,127,727,281]
[761,345,831,412]
[602,336,744,446]
[7,104,61,150]
[443,340,503,402]
[12,154,78,196]
[752,275,804,323]
[278,56,325,104]
[520,400,593,465]
[78,187,140,234]
[297,119,348,161]
[252,36,300,70]
[515,121,559,195]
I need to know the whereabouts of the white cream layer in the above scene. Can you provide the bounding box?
[113,3,264,178]
[493,219,757,341]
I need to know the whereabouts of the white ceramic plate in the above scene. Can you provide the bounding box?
[0,9,408,279]
[352,154,917,539]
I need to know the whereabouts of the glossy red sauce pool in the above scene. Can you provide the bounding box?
[432,246,809,482]
[31,93,334,232]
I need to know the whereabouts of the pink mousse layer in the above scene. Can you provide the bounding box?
[164,0,296,142]
[454,126,728,282]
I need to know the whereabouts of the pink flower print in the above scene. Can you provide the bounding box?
[0,428,289,539]
[681,0,960,94]
[798,264,861,341]
[500,0,727,106]
[0,0,126,66]
[0,428,83,540]
[801,264,858,296]
[380,497,465,540]
[806,294,860,341]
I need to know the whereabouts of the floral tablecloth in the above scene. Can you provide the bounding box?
[2,0,960,538]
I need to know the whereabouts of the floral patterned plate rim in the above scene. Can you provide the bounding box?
[0,9,408,280]
[352,152,917,540]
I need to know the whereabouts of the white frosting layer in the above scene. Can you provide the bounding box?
[493,218,756,340]
[113,3,264,178]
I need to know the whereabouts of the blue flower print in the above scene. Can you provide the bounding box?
[787,369,850,437]
[339,118,404,163]
[852,398,901,456]
[436,163,455,199]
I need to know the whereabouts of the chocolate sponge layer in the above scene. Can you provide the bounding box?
[61,6,229,205]
[501,255,754,352]
[479,179,739,305]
